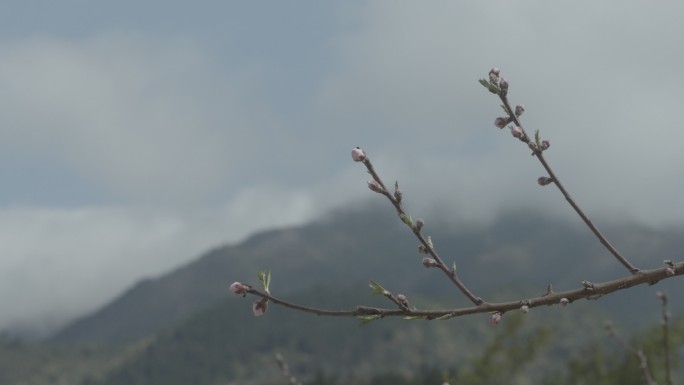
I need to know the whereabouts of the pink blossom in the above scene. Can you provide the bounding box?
[489,312,502,325]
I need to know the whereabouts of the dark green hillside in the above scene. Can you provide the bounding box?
[92,286,610,385]
[51,206,684,345]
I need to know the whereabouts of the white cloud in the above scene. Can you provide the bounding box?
[0,32,264,206]
[0,193,325,337]
[318,1,684,226]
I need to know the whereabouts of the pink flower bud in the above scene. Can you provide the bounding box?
[422,257,437,267]
[499,77,509,92]
[541,140,550,151]
[489,68,500,83]
[528,142,538,151]
[520,305,529,314]
[666,266,675,276]
[415,218,425,231]
[494,117,509,129]
[396,294,409,308]
[489,312,502,325]
[252,298,268,317]
[230,282,248,295]
[511,126,523,138]
[351,147,366,162]
[537,176,553,186]
[515,105,525,117]
[367,180,384,193]
[560,298,569,306]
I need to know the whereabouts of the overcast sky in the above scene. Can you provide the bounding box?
[1,1,683,337]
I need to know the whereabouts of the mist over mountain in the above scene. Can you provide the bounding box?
[50,204,684,346]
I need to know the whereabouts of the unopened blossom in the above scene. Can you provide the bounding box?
[415,218,425,231]
[396,294,409,308]
[560,298,569,306]
[351,147,366,162]
[499,77,509,94]
[520,305,529,314]
[511,126,523,138]
[489,67,500,83]
[230,282,248,295]
[489,312,502,325]
[537,176,553,186]
[422,257,437,267]
[367,180,384,193]
[515,104,525,117]
[494,117,509,129]
[253,298,269,317]
[541,140,551,151]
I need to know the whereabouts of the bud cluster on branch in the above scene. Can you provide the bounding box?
[230,68,682,326]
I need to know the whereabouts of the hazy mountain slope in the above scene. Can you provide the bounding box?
[92,287,615,385]
[51,206,684,345]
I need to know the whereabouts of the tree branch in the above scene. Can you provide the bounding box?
[240,262,683,321]
[492,73,639,274]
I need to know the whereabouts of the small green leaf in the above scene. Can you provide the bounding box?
[399,213,413,227]
[452,261,457,273]
[358,315,382,326]
[369,280,389,296]
[435,312,455,320]
[258,270,271,294]
[479,79,500,94]
[535,130,541,146]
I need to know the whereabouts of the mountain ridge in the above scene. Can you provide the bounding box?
[50,205,684,345]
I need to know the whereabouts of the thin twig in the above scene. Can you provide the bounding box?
[243,262,683,320]
[605,322,656,385]
[274,352,303,385]
[362,157,483,306]
[497,88,639,274]
[657,291,673,385]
